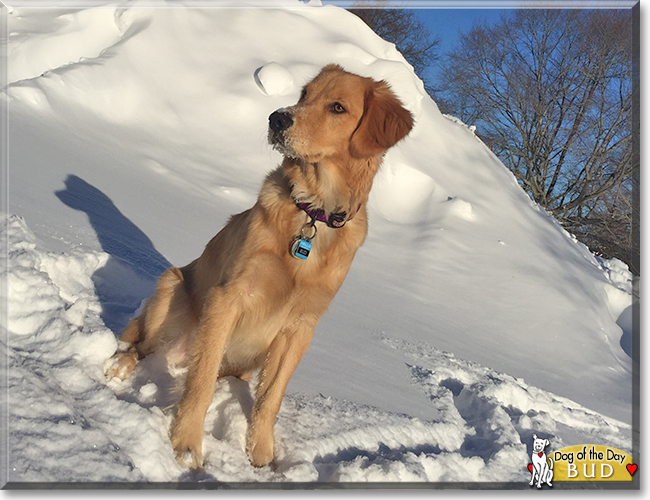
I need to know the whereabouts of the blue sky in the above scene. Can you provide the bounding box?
[414,8,509,82]
[415,8,507,56]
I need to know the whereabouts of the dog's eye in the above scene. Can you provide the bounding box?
[330,102,346,114]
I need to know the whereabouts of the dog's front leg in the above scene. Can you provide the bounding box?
[246,320,315,467]
[536,464,546,489]
[544,467,553,487]
[170,287,239,470]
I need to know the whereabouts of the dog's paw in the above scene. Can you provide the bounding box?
[174,447,203,471]
[247,444,274,468]
[246,429,274,468]
[104,351,137,380]
[170,418,204,470]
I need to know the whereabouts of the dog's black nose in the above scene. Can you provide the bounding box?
[269,110,293,133]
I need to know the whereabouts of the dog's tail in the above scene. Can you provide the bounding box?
[548,458,554,471]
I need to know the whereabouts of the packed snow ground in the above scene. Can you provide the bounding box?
[2,0,635,485]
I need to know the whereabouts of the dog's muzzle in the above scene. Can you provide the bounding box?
[269,110,293,134]
[268,109,296,157]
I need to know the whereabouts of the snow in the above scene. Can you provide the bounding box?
[255,62,294,96]
[2,0,635,486]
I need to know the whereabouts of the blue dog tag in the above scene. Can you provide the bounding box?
[291,237,312,260]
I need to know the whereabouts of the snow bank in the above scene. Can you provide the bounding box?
[2,215,630,482]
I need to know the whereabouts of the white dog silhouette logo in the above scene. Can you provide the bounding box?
[529,434,554,488]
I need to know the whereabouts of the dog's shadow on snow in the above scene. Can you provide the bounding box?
[56,175,261,480]
[55,174,172,333]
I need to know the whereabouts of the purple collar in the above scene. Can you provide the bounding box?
[295,201,359,229]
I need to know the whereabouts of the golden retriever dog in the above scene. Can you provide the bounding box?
[105,64,413,469]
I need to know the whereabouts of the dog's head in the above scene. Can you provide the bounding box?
[532,434,550,454]
[268,64,413,163]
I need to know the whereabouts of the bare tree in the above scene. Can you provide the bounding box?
[349,1,440,95]
[565,181,634,265]
[439,10,636,268]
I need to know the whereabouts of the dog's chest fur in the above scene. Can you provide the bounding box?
[211,169,367,374]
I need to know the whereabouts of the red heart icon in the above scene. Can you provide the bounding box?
[626,463,637,476]
[528,464,533,473]
[538,452,544,457]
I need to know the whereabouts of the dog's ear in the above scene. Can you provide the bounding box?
[532,434,538,440]
[349,80,414,159]
[544,439,550,447]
